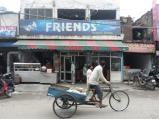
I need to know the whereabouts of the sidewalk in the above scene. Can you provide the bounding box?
[70,82,134,91]
[14,82,133,93]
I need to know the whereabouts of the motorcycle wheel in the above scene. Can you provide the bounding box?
[139,77,146,86]
[5,91,12,98]
[146,82,156,91]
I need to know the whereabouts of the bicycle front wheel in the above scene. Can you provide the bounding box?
[109,91,130,111]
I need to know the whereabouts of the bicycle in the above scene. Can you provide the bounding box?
[100,84,130,111]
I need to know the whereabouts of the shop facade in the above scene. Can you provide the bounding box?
[14,19,128,83]
[14,0,127,83]
[123,43,155,81]
[15,40,127,83]
[59,51,123,83]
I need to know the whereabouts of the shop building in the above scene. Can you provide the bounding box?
[152,2,159,69]
[0,11,19,74]
[14,0,128,83]
[121,15,155,79]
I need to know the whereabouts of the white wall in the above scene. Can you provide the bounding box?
[21,0,119,9]
[0,13,18,26]
[111,71,122,82]
[0,13,19,35]
[20,0,120,19]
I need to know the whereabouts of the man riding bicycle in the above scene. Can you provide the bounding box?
[88,61,110,108]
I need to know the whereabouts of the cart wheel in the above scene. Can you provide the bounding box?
[109,91,130,111]
[53,94,77,118]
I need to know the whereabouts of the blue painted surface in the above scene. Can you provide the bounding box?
[20,19,121,36]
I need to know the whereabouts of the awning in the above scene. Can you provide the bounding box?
[0,42,16,47]
[14,40,128,51]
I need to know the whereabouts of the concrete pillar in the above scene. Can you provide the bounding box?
[52,0,57,18]
[86,5,90,20]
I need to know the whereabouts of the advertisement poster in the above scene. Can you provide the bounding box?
[0,26,16,38]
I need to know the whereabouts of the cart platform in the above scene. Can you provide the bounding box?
[47,84,87,102]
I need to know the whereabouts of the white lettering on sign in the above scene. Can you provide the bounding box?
[61,23,65,31]
[73,23,81,31]
[45,22,97,32]
[83,23,90,31]
[54,23,61,32]
[46,23,52,32]
[66,23,72,31]
[0,26,16,37]
[0,26,16,30]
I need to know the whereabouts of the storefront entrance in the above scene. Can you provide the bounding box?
[60,56,72,82]
[59,52,123,83]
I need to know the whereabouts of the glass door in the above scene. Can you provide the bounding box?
[60,56,64,81]
[111,57,122,82]
[60,56,72,82]
[65,56,72,82]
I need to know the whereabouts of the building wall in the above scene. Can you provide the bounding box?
[121,13,154,74]
[0,12,18,26]
[20,0,120,19]
[121,11,153,43]
[133,11,153,43]
[121,17,133,42]
[0,12,19,73]
[153,4,159,41]
[0,12,19,35]
[135,11,152,26]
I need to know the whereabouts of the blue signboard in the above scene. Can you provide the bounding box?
[0,26,16,38]
[20,19,121,36]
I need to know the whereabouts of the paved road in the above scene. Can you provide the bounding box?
[0,83,159,119]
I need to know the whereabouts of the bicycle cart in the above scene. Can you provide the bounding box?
[47,84,130,118]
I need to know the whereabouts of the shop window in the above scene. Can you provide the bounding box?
[58,9,85,20]
[90,10,116,20]
[45,9,52,18]
[132,28,151,41]
[98,52,110,56]
[111,58,121,71]
[38,9,45,19]
[91,57,99,64]
[30,9,37,19]
[111,52,122,57]
[24,8,52,20]
[25,9,29,19]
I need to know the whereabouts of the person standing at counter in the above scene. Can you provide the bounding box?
[83,64,87,83]
[46,61,52,69]
[71,62,75,84]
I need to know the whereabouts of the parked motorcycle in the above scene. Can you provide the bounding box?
[137,70,156,90]
[0,73,14,98]
[2,73,15,91]
[148,66,159,88]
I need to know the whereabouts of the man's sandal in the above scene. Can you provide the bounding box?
[96,103,108,108]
